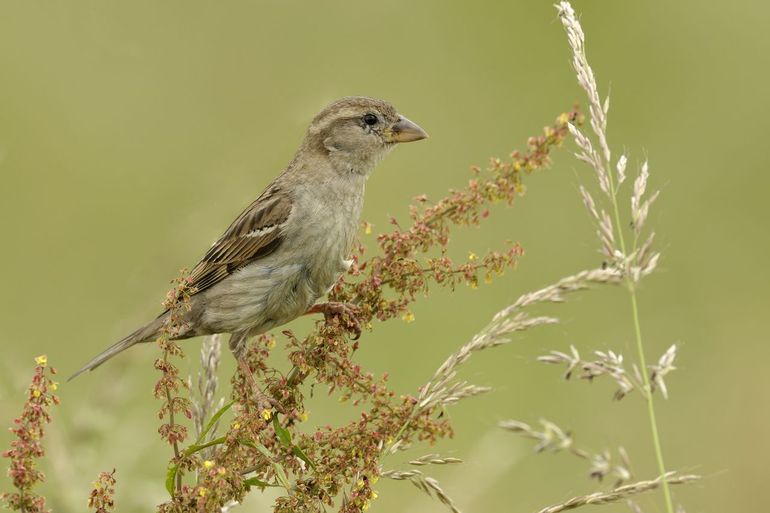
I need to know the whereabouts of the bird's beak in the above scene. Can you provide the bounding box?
[386,116,429,143]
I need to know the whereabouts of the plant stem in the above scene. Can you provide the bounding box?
[607,168,674,513]
[161,344,182,495]
[629,288,674,512]
[166,386,182,493]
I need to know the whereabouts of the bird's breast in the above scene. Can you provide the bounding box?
[286,174,365,297]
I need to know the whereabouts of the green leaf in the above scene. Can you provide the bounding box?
[272,414,316,469]
[243,476,277,489]
[165,465,177,496]
[195,400,234,446]
[238,438,291,491]
[183,436,226,457]
[165,435,229,496]
[272,414,292,446]
[292,446,316,470]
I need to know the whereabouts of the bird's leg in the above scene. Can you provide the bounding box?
[305,302,362,339]
[235,356,278,414]
[230,331,279,413]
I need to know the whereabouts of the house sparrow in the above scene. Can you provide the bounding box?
[70,96,427,380]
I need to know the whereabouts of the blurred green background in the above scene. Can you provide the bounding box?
[1,1,767,511]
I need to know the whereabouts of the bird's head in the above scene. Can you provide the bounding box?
[304,96,428,175]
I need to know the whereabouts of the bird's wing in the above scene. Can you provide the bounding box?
[186,186,292,295]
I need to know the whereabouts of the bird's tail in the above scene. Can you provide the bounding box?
[68,315,167,381]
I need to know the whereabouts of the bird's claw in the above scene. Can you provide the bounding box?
[307,302,362,339]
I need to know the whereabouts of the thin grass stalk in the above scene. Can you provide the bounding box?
[628,291,672,509]
[556,3,674,511]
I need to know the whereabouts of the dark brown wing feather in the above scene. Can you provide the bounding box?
[187,187,292,295]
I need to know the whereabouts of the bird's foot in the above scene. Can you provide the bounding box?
[236,356,279,414]
[306,301,362,339]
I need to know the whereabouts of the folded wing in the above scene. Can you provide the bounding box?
[187,187,292,295]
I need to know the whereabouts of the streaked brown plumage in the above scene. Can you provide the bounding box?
[69,96,427,380]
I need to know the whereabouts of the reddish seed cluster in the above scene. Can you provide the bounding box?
[155,275,197,496]
[88,470,117,513]
[1,356,59,513]
[158,463,246,513]
[152,110,581,513]
[1,109,580,513]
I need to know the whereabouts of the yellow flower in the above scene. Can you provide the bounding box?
[558,112,570,125]
[34,355,47,367]
[231,422,241,430]
[50,382,58,391]
[261,409,272,421]
[401,311,415,323]
[371,490,379,499]
[198,487,207,497]
[32,389,41,398]
[203,460,214,469]
[299,411,309,422]
[364,222,373,235]
[356,479,365,489]
[468,251,478,261]
[265,338,276,349]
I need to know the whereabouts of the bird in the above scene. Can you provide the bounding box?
[69,96,428,380]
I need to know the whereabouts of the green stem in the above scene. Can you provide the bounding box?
[185,435,227,456]
[606,163,674,513]
[629,289,674,512]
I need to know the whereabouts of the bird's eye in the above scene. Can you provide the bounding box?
[363,114,378,126]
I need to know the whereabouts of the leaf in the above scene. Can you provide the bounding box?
[184,436,227,457]
[166,435,228,496]
[272,414,292,446]
[272,414,316,469]
[195,400,234,446]
[243,476,277,489]
[165,465,177,496]
[292,446,316,470]
[238,438,291,491]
